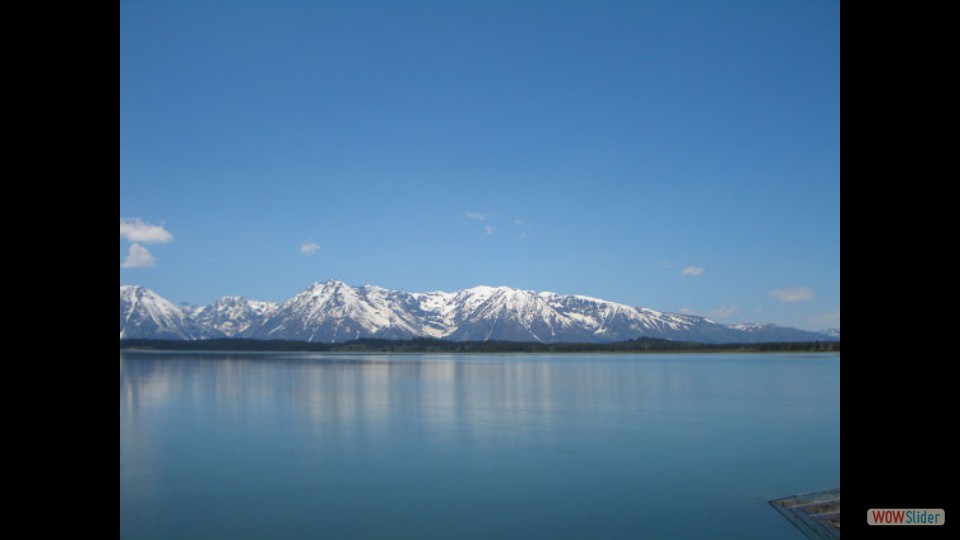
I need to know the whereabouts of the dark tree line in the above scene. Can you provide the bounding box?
[120,338,840,354]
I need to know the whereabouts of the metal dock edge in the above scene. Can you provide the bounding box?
[769,487,840,539]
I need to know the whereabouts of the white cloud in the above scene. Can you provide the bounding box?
[770,287,815,303]
[484,225,496,235]
[711,306,740,320]
[120,218,173,244]
[466,212,488,221]
[681,266,706,277]
[679,308,697,315]
[121,243,158,269]
[300,242,321,255]
[514,219,524,226]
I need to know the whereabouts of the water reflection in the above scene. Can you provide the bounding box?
[121,353,838,454]
[120,352,840,540]
[122,355,653,444]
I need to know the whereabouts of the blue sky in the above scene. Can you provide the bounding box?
[120,0,840,330]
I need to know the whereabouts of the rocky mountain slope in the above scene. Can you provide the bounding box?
[120,281,839,344]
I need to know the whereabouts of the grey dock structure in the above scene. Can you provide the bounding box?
[769,488,840,539]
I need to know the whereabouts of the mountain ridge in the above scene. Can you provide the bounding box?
[119,280,839,344]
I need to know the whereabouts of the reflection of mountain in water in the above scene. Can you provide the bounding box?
[119,352,841,540]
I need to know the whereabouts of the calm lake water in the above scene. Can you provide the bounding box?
[120,353,839,539]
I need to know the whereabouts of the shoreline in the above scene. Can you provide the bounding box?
[119,338,840,356]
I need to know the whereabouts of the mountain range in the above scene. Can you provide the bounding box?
[120,280,839,344]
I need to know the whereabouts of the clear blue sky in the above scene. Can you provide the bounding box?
[120,0,840,330]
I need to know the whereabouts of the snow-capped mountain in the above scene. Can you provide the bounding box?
[120,286,213,340]
[819,328,841,340]
[119,281,841,344]
[257,281,427,342]
[193,296,278,337]
[730,323,836,343]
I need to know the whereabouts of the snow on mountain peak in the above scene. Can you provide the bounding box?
[120,280,841,345]
[119,285,209,340]
[192,296,279,337]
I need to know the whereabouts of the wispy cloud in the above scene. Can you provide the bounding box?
[466,212,488,221]
[513,219,527,238]
[120,218,173,244]
[300,242,321,256]
[770,287,815,303]
[681,266,706,277]
[484,225,496,235]
[121,244,158,269]
[711,306,740,320]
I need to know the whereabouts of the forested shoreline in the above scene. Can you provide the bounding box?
[120,338,840,354]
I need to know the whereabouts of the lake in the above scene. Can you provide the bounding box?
[120,352,840,539]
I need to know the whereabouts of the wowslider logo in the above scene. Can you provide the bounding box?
[868,509,945,526]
